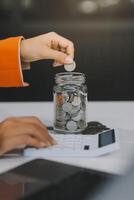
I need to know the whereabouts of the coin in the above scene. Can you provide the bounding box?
[63,92,70,102]
[64,61,76,72]
[72,112,82,122]
[68,93,74,103]
[56,113,65,121]
[78,120,86,129]
[72,96,81,106]
[56,94,64,106]
[64,113,71,121]
[55,120,66,128]
[62,102,72,113]
[66,120,77,131]
[71,108,80,117]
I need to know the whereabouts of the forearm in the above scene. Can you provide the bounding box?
[0,36,28,87]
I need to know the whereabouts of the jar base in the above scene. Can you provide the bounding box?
[53,127,85,134]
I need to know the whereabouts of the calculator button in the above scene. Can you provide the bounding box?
[84,145,90,150]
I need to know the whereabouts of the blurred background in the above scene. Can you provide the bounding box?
[0,0,134,101]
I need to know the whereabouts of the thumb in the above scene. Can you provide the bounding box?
[45,49,73,64]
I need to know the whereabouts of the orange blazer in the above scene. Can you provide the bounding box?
[0,36,27,87]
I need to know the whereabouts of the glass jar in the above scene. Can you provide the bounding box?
[53,72,88,133]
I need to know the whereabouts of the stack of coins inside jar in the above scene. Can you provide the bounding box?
[53,72,88,133]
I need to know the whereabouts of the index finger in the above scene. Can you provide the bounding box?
[58,40,74,58]
[54,34,74,58]
[17,117,56,145]
[66,44,74,58]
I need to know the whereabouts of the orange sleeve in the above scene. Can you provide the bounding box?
[0,36,28,87]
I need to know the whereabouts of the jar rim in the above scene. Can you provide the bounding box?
[55,72,85,77]
[55,72,86,85]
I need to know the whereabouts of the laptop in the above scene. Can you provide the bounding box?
[90,162,134,200]
[0,159,119,200]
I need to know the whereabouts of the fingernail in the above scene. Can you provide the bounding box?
[64,56,73,64]
[39,142,46,147]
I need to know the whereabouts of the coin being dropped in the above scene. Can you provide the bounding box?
[64,61,76,72]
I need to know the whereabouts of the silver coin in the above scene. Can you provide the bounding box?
[56,112,66,121]
[62,102,72,113]
[55,120,66,129]
[66,120,78,131]
[78,120,86,129]
[63,92,70,102]
[72,112,82,122]
[72,96,81,106]
[68,93,74,103]
[71,109,80,118]
[71,105,80,115]
[64,61,76,72]
[64,113,71,121]
[56,120,66,125]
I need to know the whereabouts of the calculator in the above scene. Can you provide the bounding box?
[24,122,120,158]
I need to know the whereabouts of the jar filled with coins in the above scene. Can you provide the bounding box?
[53,72,88,133]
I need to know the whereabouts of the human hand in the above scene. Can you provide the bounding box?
[20,32,74,67]
[0,116,56,155]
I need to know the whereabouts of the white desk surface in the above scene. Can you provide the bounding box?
[0,101,134,175]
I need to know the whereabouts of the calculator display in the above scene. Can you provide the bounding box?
[98,129,115,148]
